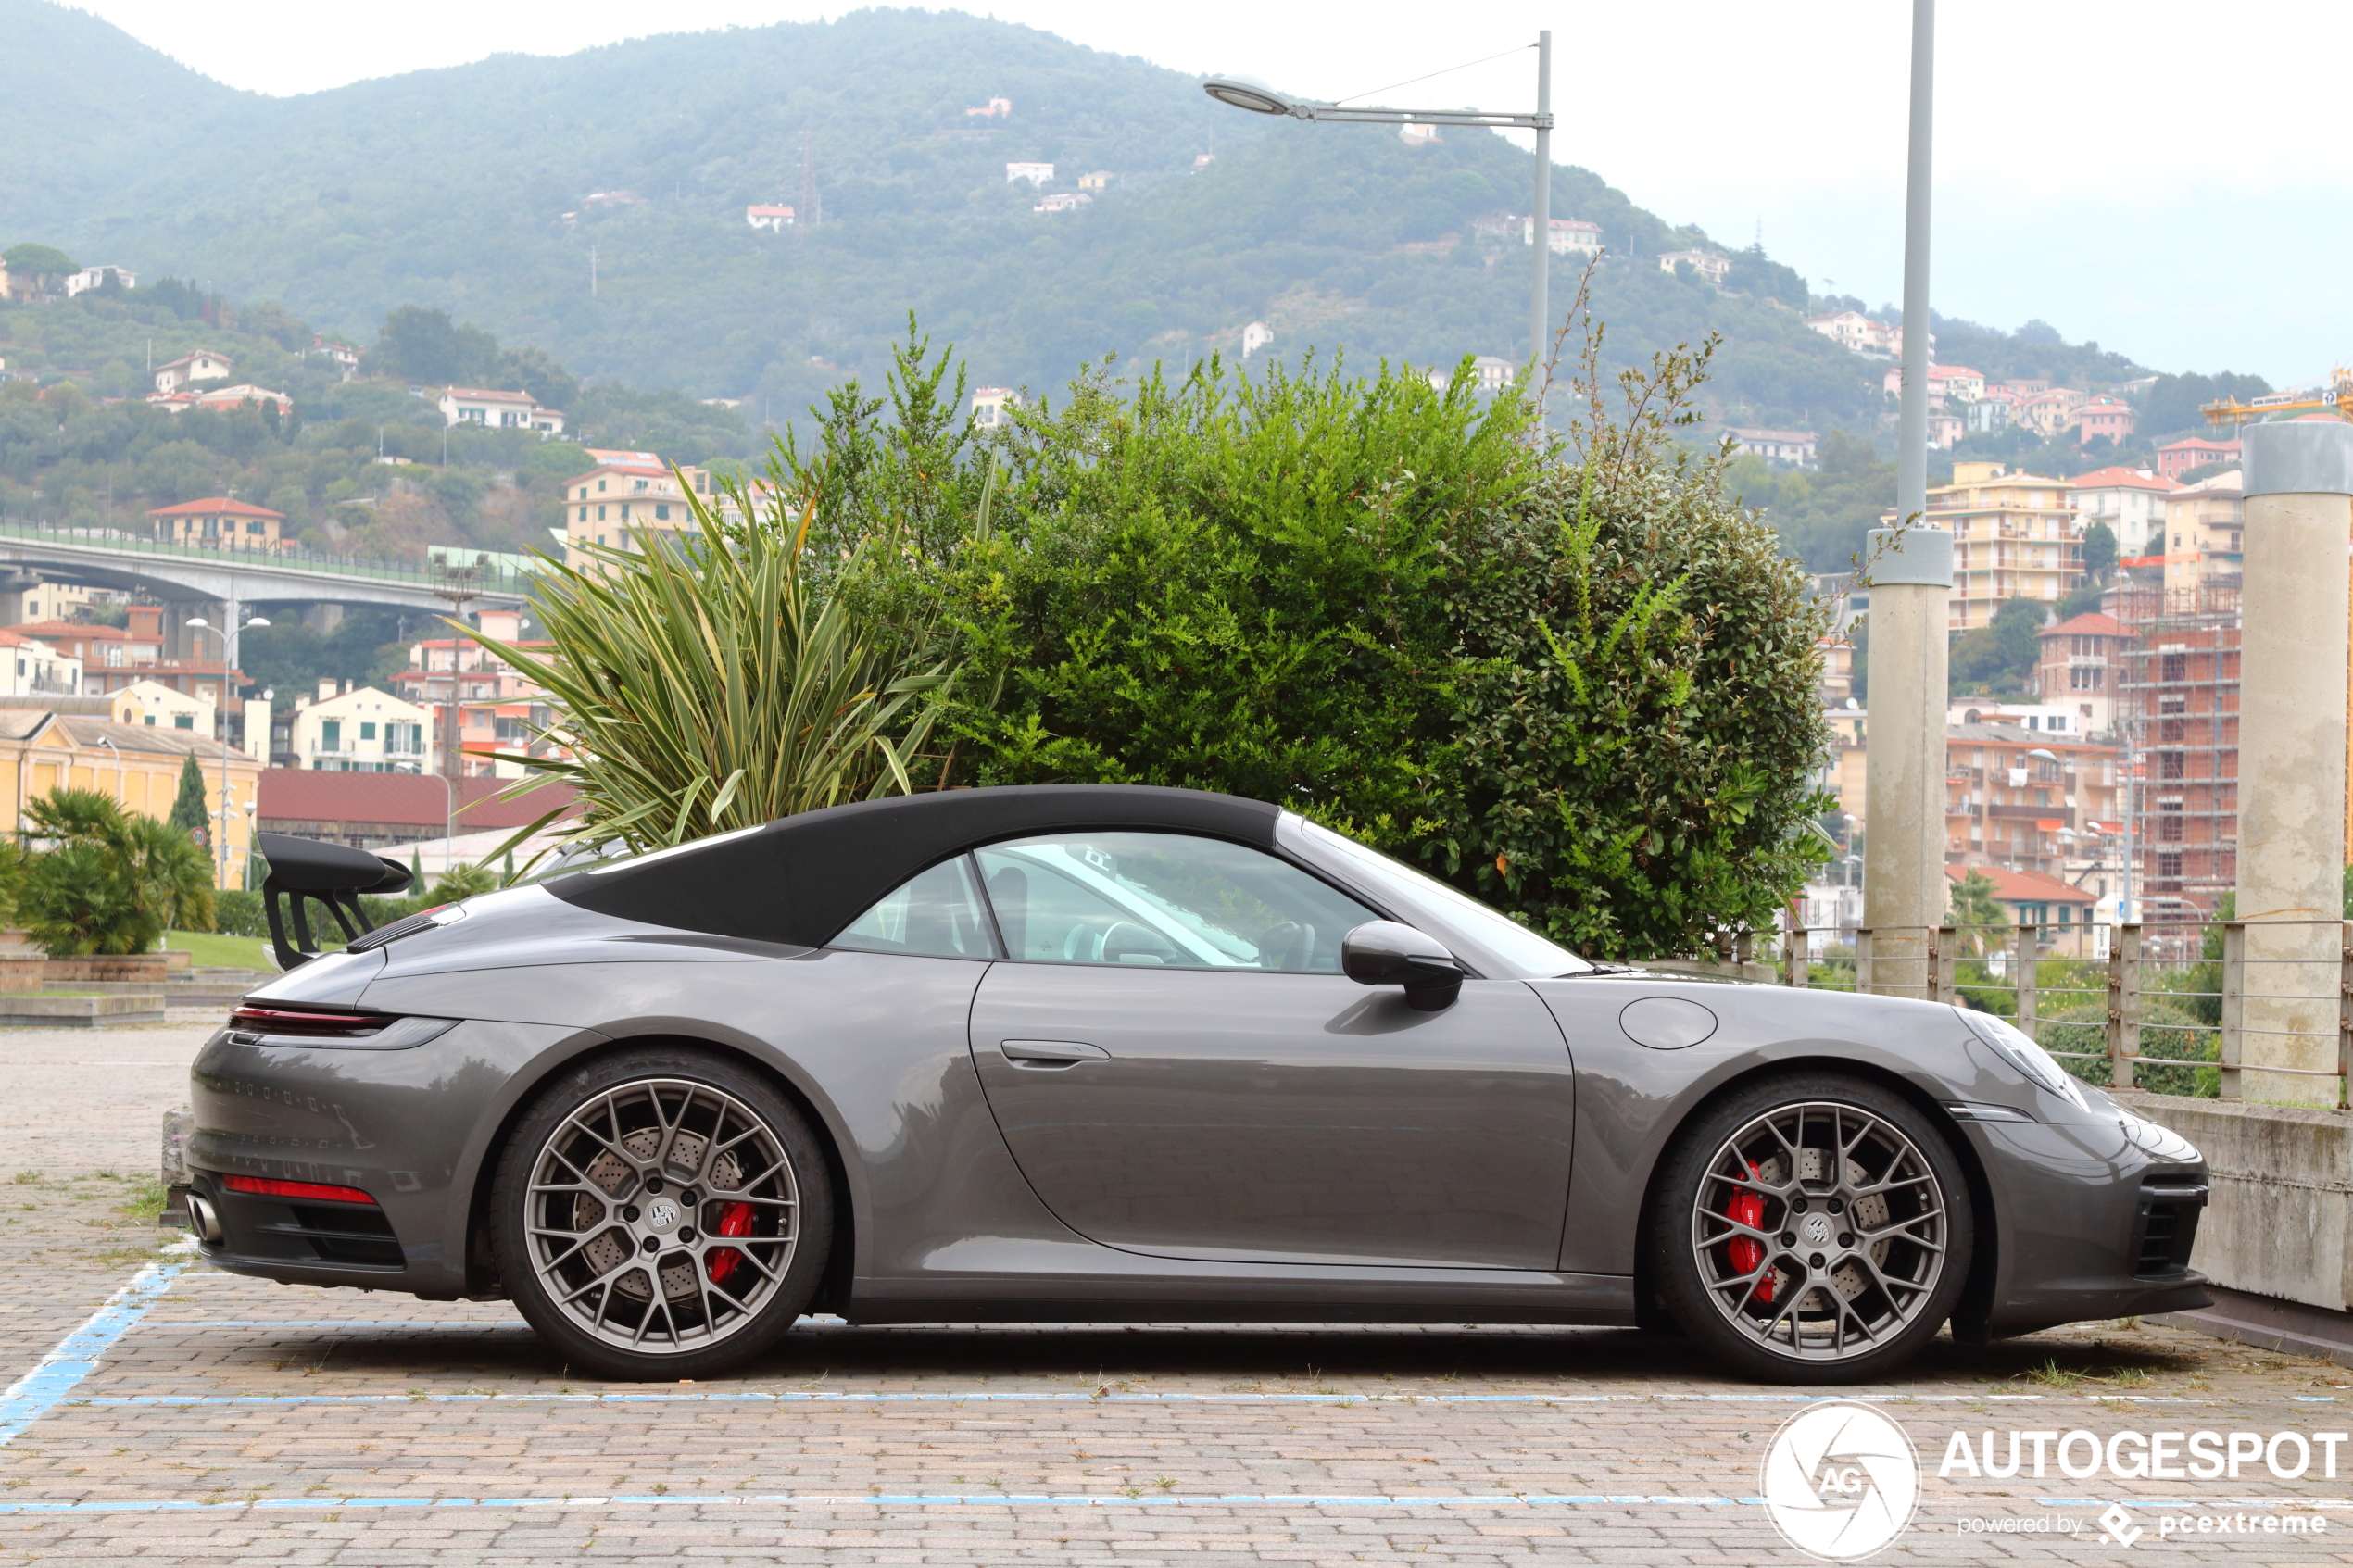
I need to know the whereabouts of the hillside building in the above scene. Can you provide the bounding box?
[2074,393,2136,446]
[1077,170,1113,191]
[153,351,233,395]
[63,265,135,295]
[437,386,564,434]
[1005,162,1053,186]
[558,450,713,571]
[1034,192,1090,214]
[2157,436,2238,480]
[1727,428,1817,465]
[1657,249,1729,287]
[745,205,796,231]
[146,497,293,552]
[972,387,1018,428]
[1805,310,1900,358]
[1526,218,1603,256]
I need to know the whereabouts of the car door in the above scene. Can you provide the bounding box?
[963,830,1577,1270]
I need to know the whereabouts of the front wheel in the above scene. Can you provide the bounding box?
[489,1047,833,1380]
[1651,1074,1972,1383]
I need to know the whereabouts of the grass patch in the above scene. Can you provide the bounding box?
[160,930,273,970]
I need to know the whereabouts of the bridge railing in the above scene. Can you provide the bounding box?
[0,514,544,595]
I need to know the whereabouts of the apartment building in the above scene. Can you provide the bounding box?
[1914,462,2082,631]
[2032,610,2129,735]
[2068,467,2176,557]
[1944,722,2120,883]
[558,449,715,571]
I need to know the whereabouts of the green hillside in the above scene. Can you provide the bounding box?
[3,1,1889,430]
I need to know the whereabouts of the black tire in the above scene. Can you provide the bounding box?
[1651,1073,1971,1384]
[489,1045,834,1381]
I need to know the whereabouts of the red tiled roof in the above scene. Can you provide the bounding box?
[2069,467,2176,491]
[145,497,285,520]
[1946,864,2096,904]
[2037,611,2126,639]
[441,387,537,403]
[256,771,581,832]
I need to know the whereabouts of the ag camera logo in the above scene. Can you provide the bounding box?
[1760,1402,1919,1560]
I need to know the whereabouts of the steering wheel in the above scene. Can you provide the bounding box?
[1259,922,1315,971]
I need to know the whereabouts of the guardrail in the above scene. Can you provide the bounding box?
[1670,918,2351,1107]
[0,515,543,595]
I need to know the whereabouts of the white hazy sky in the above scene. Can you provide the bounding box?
[69,0,2352,383]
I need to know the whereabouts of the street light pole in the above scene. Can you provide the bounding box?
[1529,31,1551,368]
[186,606,271,889]
[1204,43,1558,364]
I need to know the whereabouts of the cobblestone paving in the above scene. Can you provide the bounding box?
[0,1025,2346,1563]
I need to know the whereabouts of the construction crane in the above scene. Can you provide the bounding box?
[2202,366,2353,427]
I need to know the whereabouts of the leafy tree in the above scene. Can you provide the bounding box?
[2,244,76,278]
[2081,519,2118,580]
[168,754,209,840]
[1725,430,1897,571]
[1951,596,2048,695]
[2138,372,2272,440]
[496,345,579,412]
[1725,245,1807,307]
[368,306,498,385]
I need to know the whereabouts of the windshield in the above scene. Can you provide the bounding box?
[1296,819,1592,977]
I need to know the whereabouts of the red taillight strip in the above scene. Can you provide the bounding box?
[223,1175,378,1205]
[230,1007,380,1029]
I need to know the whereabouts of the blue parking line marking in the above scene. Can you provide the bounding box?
[0,1261,183,1449]
[70,1388,2071,1408]
[0,1491,1779,1514]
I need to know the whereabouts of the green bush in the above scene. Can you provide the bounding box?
[925,318,1831,957]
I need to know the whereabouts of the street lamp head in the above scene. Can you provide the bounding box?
[184,617,208,629]
[245,617,271,629]
[1202,74,1291,116]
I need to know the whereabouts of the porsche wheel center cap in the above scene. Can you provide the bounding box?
[1800,1213,1835,1248]
[643,1198,684,1233]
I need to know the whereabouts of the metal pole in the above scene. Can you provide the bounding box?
[1529,30,1551,366]
[1894,0,1934,532]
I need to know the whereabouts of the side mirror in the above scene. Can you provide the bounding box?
[1340,921,1466,1011]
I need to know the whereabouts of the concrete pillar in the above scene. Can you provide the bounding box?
[2237,420,2353,1103]
[1861,526,1954,997]
[303,603,345,635]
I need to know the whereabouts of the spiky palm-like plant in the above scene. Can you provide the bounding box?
[19,787,215,954]
[477,476,957,861]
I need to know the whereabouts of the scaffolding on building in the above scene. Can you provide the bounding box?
[2111,579,2239,932]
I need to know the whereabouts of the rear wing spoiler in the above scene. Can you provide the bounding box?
[256,832,416,971]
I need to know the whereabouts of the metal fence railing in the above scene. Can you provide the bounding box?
[1657,919,2353,1107]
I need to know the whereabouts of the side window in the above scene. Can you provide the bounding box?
[974,832,1376,972]
[830,858,995,960]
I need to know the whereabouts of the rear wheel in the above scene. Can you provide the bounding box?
[1652,1074,1970,1383]
[489,1046,832,1380]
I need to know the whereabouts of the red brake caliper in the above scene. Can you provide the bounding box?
[1726,1161,1774,1302]
[705,1201,757,1286]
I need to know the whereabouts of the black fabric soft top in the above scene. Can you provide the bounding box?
[547,784,1283,948]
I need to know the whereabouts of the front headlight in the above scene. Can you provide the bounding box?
[1956,1008,2090,1110]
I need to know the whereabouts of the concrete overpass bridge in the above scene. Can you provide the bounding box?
[0,521,535,658]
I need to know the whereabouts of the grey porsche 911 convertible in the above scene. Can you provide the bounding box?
[182,784,2210,1383]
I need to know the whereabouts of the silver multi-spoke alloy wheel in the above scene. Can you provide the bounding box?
[1690,1099,1946,1361]
[524,1076,800,1355]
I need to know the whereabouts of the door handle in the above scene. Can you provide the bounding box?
[1000,1039,1110,1067]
